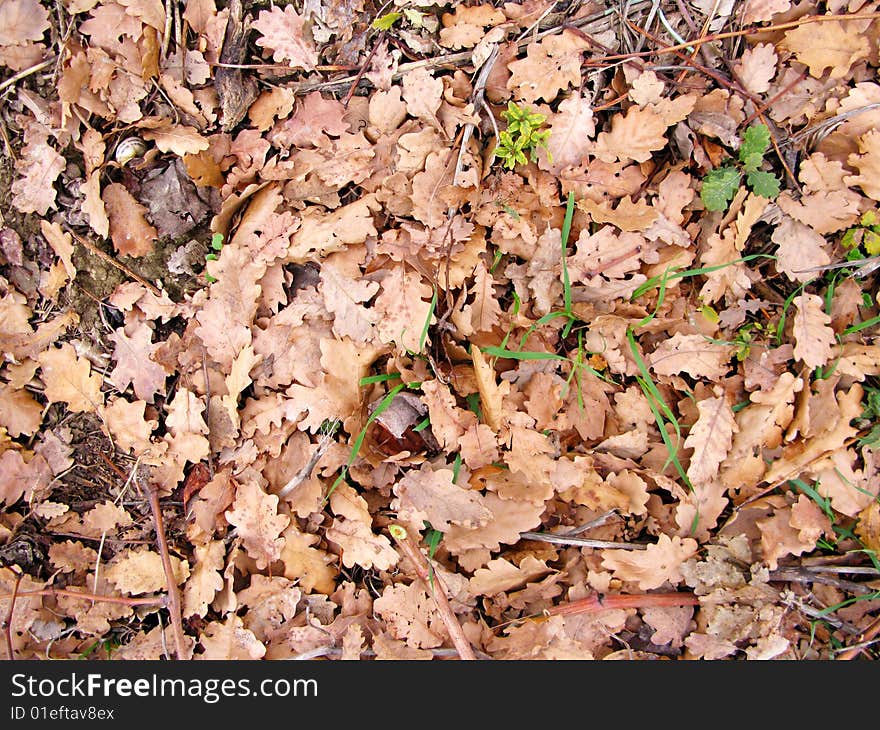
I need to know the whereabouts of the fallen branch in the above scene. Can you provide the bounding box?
[3,572,23,660]
[67,228,163,298]
[837,614,880,660]
[138,473,188,660]
[543,591,700,618]
[389,524,477,661]
[0,588,164,606]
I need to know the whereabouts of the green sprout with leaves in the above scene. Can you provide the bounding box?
[700,123,781,211]
[493,102,552,170]
[204,232,224,283]
[842,210,880,258]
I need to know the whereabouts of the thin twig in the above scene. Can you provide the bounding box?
[3,573,23,660]
[837,613,880,660]
[0,58,55,96]
[544,591,700,618]
[139,473,188,660]
[67,228,163,298]
[0,588,164,606]
[519,531,647,550]
[276,423,338,500]
[389,524,477,660]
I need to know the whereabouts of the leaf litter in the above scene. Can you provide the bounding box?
[1,0,880,661]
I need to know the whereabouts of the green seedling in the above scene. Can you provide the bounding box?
[204,232,224,283]
[493,102,552,169]
[700,123,781,212]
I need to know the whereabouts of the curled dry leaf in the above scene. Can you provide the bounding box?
[224,480,290,570]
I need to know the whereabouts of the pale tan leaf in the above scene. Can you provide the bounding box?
[685,396,738,486]
[0,0,50,45]
[326,485,398,571]
[252,4,318,70]
[373,582,446,649]
[280,524,337,594]
[108,321,167,403]
[772,216,831,282]
[593,106,668,164]
[543,93,595,172]
[104,548,190,595]
[792,292,835,370]
[601,534,699,590]
[472,345,508,431]
[99,397,157,455]
[506,30,590,104]
[844,129,880,201]
[182,540,225,618]
[469,556,553,596]
[781,21,869,80]
[392,464,493,532]
[734,43,778,95]
[197,614,266,659]
[579,196,658,232]
[374,265,435,353]
[224,480,290,569]
[648,333,733,380]
[37,342,104,413]
[142,123,210,156]
[0,382,43,437]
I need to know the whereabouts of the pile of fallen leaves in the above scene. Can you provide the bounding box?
[1,0,879,660]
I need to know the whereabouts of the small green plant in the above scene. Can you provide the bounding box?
[731,320,771,361]
[493,102,552,170]
[204,232,224,283]
[700,123,781,211]
[841,210,880,258]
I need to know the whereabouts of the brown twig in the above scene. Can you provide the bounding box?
[3,573,23,660]
[0,588,164,606]
[0,58,54,96]
[67,228,163,298]
[837,614,880,660]
[519,531,647,550]
[389,524,477,660]
[139,474,188,660]
[544,591,700,618]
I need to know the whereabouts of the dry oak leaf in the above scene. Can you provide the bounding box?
[734,43,778,95]
[197,614,266,660]
[780,21,869,80]
[684,395,738,486]
[373,582,447,649]
[141,123,210,156]
[37,342,104,413]
[742,0,790,23]
[289,197,378,263]
[392,465,493,533]
[108,321,167,403]
[11,131,65,216]
[182,540,225,619]
[507,29,590,104]
[0,382,42,437]
[280,523,337,595]
[439,4,506,49]
[252,4,318,71]
[792,292,835,370]
[648,333,733,380]
[401,66,444,125]
[326,485,399,571]
[468,556,553,596]
[772,216,831,283]
[104,548,190,595]
[0,0,50,45]
[48,540,97,574]
[756,502,815,570]
[0,448,50,506]
[844,129,880,201]
[163,387,210,464]
[856,500,880,555]
[593,106,669,164]
[542,93,595,172]
[374,265,435,353]
[224,480,290,570]
[472,345,509,431]
[99,397,157,455]
[579,196,658,232]
[40,220,76,280]
[601,534,699,590]
[102,182,158,258]
[776,190,861,236]
[442,492,543,557]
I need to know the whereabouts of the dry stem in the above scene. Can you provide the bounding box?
[139,474,188,660]
[389,524,477,661]
[67,228,163,298]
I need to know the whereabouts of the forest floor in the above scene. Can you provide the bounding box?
[1,0,880,660]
